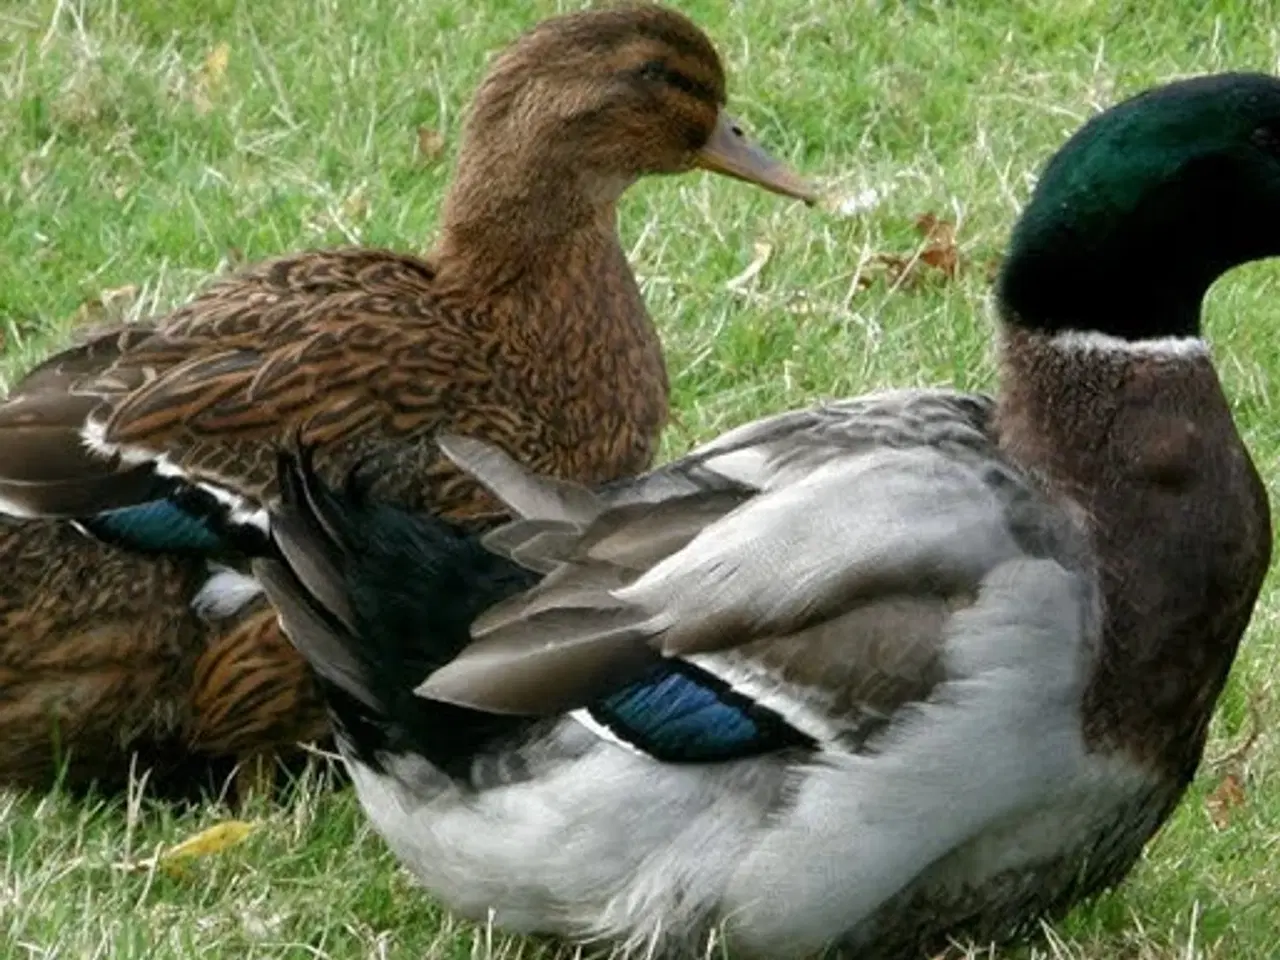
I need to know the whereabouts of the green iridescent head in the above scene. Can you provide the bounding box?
[999,72,1280,339]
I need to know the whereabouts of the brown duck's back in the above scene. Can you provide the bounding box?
[76,242,668,520]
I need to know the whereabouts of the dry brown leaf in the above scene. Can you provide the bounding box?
[915,212,959,278]
[1206,771,1246,829]
[416,126,446,164]
[914,212,952,243]
[860,212,963,291]
[193,42,231,114]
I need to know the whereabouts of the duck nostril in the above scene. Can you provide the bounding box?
[731,124,744,137]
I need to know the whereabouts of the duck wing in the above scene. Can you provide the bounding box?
[254,447,543,780]
[420,389,1090,757]
[0,326,164,518]
[0,250,461,523]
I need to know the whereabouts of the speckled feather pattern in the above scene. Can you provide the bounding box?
[0,517,201,789]
[79,246,666,517]
[0,233,667,787]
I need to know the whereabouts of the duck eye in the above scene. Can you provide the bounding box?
[638,61,667,83]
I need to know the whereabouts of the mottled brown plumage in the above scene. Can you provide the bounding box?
[0,3,813,797]
[0,518,263,795]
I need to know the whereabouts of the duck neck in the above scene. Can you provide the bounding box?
[435,143,634,291]
[994,319,1269,784]
[430,150,669,481]
[991,201,1216,486]
[995,211,1215,344]
[993,321,1211,497]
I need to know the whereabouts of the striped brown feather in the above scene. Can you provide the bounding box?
[187,605,328,756]
[0,517,206,791]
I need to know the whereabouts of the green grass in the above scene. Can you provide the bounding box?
[2,0,1280,956]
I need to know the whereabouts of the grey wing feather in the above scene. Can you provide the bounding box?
[419,392,1033,720]
[0,326,163,517]
[635,447,1024,658]
[414,603,659,715]
[436,434,603,526]
[571,490,753,571]
[470,562,636,639]
[254,557,380,713]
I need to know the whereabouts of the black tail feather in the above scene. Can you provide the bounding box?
[261,448,542,782]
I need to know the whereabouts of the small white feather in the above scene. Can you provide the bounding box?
[0,491,41,519]
[192,565,265,620]
[569,708,648,756]
[700,446,773,488]
[81,420,271,532]
[685,654,844,744]
[81,416,151,464]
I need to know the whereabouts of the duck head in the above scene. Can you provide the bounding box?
[441,3,815,245]
[999,72,1280,340]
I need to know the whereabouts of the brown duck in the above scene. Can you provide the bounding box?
[0,2,815,798]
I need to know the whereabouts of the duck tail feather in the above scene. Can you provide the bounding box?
[267,446,547,713]
[480,518,581,571]
[269,448,360,634]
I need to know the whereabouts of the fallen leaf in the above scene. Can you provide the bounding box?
[203,42,231,86]
[158,820,257,875]
[113,819,258,878]
[1206,772,1246,829]
[342,187,369,222]
[416,126,446,163]
[863,212,963,290]
[725,241,773,292]
[193,42,231,114]
[913,213,959,278]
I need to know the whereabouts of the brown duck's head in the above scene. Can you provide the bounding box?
[447,3,816,224]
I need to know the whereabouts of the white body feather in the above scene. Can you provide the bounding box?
[347,556,1153,956]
